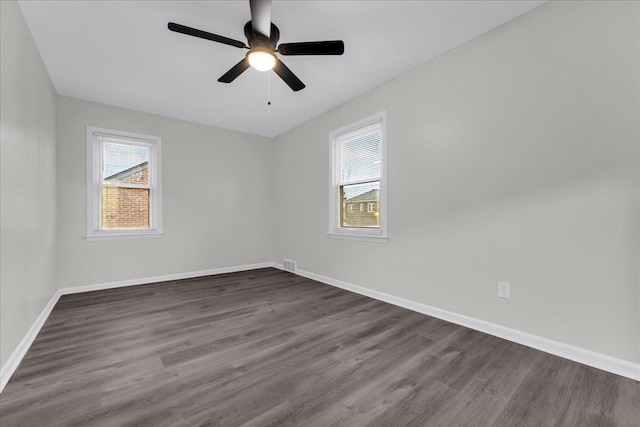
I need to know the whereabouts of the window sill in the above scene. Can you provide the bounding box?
[85,231,163,242]
[327,231,389,244]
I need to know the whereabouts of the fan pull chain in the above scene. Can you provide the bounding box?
[267,72,272,106]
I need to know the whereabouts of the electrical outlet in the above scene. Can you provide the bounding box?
[498,281,511,299]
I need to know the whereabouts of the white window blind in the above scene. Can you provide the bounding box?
[340,124,381,185]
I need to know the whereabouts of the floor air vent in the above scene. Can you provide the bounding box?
[283,259,297,272]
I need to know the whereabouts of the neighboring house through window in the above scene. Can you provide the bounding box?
[329,111,388,243]
[86,126,162,240]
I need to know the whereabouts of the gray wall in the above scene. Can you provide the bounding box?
[56,96,274,288]
[272,1,639,363]
[0,1,58,366]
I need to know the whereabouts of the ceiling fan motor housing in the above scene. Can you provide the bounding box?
[244,21,280,52]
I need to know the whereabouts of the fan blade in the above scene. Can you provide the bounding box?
[278,40,344,56]
[250,0,271,38]
[273,59,305,92]
[168,22,247,49]
[218,58,251,83]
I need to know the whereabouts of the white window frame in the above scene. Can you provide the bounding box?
[328,111,388,243]
[86,126,163,241]
[367,202,376,213]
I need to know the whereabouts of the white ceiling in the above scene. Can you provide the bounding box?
[19,1,545,138]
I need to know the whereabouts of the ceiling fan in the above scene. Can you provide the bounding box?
[168,0,345,92]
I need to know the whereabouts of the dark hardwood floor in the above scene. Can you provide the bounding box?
[0,268,638,426]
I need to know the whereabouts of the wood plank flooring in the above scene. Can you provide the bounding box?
[1,268,638,426]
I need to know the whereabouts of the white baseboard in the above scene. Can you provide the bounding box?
[289,267,640,382]
[0,262,275,393]
[0,289,62,393]
[58,262,274,295]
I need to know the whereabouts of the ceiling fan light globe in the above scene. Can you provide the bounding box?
[247,50,276,71]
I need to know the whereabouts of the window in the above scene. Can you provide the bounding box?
[86,126,162,240]
[329,111,388,243]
